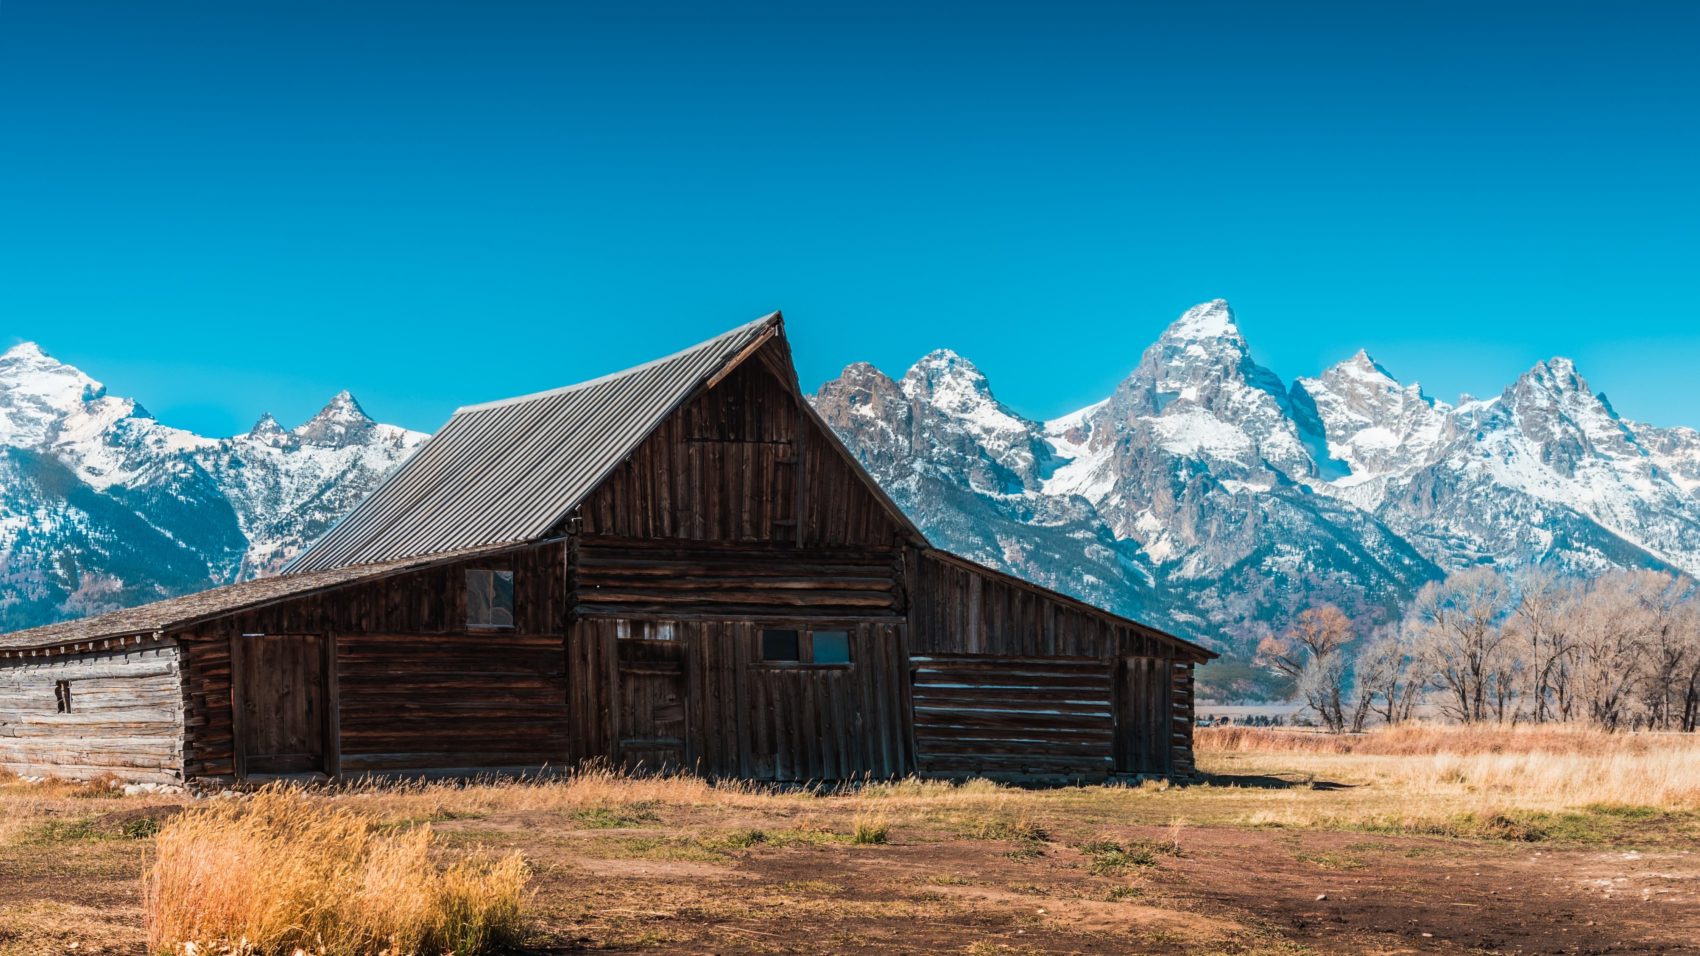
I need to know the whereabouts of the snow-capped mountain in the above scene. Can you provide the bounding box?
[813,300,1700,681]
[10,306,1700,695]
[0,342,424,631]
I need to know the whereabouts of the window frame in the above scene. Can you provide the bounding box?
[465,568,517,630]
[756,625,855,669]
[54,680,71,714]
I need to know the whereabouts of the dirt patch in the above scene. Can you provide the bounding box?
[1161,826,1700,954]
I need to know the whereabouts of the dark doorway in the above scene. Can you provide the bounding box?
[234,633,332,776]
[615,640,688,773]
[1115,656,1173,775]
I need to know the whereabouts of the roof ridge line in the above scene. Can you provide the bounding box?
[454,312,780,415]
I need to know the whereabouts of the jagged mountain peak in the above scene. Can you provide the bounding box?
[901,349,1028,427]
[294,390,376,447]
[1506,357,1617,419]
[905,349,991,389]
[247,412,289,445]
[1518,356,1589,393]
[1162,299,1240,342]
[1339,348,1397,381]
[313,389,370,422]
[2,341,50,361]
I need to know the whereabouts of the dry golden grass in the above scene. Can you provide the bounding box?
[1201,722,1687,756]
[1199,723,1700,813]
[143,787,528,956]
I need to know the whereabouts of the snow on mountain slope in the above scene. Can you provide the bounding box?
[814,299,1700,661]
[0,343,425,631]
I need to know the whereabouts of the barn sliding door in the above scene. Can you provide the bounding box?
[1115,656,1173,775]
[233,633,334,777]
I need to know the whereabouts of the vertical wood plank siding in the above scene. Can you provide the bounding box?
[578,353,907,549]
[569,618,911,782]
[0,642,184,783]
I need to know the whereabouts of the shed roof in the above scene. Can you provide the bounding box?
[0,544,518,654]
[290,314,782,573]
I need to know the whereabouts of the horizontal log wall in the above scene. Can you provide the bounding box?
[1170,660,1196,776]
[911,654,1113,780]
[572,537,905,621]
[569,617,912,781]
[0,642,184,784]
[911,551,1203,779]
[579,348,906,549]
[336,633,569,773]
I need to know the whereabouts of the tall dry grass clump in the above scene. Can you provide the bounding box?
[144,786,528,956]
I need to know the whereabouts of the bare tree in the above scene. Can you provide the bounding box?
[1633,574,1695,730]
[1258,604,1355,732]
[1506,569,1578,723]
[1408,568,1515,723]
[1568,572,1659,730]
[1352,623,1427,728]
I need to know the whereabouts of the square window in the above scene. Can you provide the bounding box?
[811,630,852,665]
[762,628,800,662]
[467,569,515,628]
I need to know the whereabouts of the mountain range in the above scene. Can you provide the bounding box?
[4,305,1699,699]
[812,301,1700,694]
[0,342,423,630]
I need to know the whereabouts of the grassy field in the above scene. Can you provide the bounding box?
[3,725,1698,954]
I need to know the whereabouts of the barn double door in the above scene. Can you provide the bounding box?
[233,633,336,777]
[614,640,688,773]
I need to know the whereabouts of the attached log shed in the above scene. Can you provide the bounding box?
[0,314,1214,786]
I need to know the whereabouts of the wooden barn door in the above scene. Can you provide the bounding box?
[615,640,688,773]
[233,633,334,777]
[1115,656,1173,776]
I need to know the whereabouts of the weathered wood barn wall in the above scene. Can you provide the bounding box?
[0,313,1212,786]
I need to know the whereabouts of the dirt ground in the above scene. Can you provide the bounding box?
[4,763,1698,956]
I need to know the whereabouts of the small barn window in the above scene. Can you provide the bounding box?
[54,680,72,713]
[467,569,515,628]
[812,630,852,665]
[761,628,800,662]
[759,628,852,666]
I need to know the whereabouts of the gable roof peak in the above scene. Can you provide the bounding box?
[288,312,793,573]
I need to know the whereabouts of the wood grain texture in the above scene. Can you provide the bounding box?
[0,642,184,783]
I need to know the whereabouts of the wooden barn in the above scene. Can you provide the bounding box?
[0,314,1214,787]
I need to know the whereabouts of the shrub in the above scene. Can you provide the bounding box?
[851,814,890,845]
[143,786,528,955]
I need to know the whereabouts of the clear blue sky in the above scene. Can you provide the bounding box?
[2,2,1697,436]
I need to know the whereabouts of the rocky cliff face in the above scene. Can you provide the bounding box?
[813,300,1700,677]
[0,342,424,631]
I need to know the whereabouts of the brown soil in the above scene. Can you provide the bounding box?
[3,804,1697,955]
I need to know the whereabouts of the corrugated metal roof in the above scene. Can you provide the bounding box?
[289,314,781,573]
[0,543,518,652]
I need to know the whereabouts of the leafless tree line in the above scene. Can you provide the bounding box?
[1258,568,1700,732]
